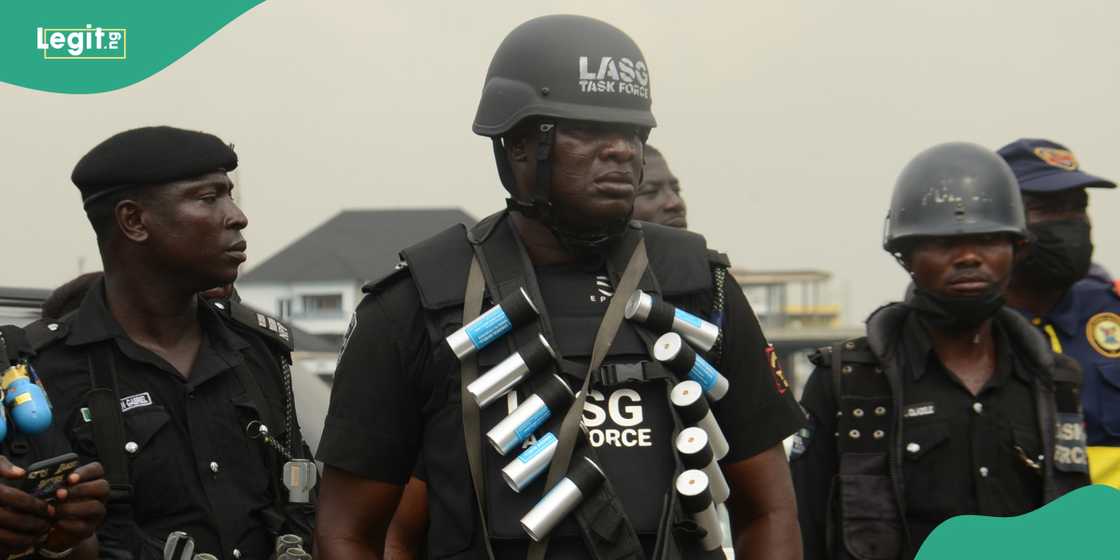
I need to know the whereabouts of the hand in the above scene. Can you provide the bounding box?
[40,462,109,554]
[0,455,53,554]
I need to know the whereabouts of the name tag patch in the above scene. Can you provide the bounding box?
[119,392,153,413]
[903,402,936,419]
[1054,412,1089,473]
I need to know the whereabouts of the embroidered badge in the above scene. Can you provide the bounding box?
[903,402,935,419]
[80,407,92,423]
[119,392,153,413]
[766,345,789,395]
[1086,312,1120,358]
[1054,412,1089,473]
[256,313,268,328]
[1033,147,1079,171]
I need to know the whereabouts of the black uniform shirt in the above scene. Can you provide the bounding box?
[319,262,804,558]
[793,313,1044,559]
[32,282,292,560]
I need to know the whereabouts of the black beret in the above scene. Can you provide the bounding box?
[72,126,238,207]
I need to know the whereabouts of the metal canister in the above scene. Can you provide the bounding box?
[277,550,312,560]
[520,457,605,542]
[467,334,556,408]
[624,290,720,352]
[671,380,729,460]
[502,431,558,492]
[486,374,573,455]
[445,287,538,360]
[676,427,730,504]
[274,534,303,555]
[675,469,724,552]
[654,333,729,401]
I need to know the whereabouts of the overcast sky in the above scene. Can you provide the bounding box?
[3,1,1118,325]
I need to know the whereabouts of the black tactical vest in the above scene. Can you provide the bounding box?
[389,211,727,559]
[809,305,1090,560]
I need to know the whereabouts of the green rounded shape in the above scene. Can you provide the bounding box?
[1,0,265,94]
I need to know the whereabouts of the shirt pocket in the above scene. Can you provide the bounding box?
[902,421,950,462]
[901,421,951,513]
[1096,362,1120,437]
[72,405,171,458]
[73,405,174,509]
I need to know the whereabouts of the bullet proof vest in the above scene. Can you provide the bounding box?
[809,305,1090,560]
[389,211,727,559]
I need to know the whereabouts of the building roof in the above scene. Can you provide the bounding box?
[240,208,476,284]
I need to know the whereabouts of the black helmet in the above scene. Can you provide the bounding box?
[473,14,655,137]
[884,142,1027,254]
[474,15,656,250]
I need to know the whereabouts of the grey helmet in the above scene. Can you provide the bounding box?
[473,15,656,249]
[884,142,1028,255]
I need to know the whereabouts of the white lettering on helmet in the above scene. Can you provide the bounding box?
[576,56,650,99]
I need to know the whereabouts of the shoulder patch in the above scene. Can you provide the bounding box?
[767,344,790,395]
[216,300,293,352]
[1086,312,1120,359]
[361,262,410,295]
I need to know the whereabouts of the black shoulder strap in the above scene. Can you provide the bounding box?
[87,344,132,500]
[222,301,294,353]
[459,256,496,560]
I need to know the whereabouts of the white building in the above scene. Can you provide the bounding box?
[237,208,476,346]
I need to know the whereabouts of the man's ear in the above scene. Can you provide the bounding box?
[114,199,149,243]
[1012,238,1031,263]
[506,134,529,163]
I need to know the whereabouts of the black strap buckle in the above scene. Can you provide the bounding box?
[599,362,646,386]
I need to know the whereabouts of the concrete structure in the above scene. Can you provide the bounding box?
[733,269,840,329]
[237,208,476,345]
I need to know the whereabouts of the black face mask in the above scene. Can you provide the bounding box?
[906,286,1006,330]
[1014,219,1093,292]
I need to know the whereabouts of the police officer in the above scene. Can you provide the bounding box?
[29,126,316,559]
[316,15,804,560]
[0,326,108,559]
[999,138,1120,486]
[791,143,1090,560]
[632,145,687,228]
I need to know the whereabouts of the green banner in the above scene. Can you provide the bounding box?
[917,484,1119,558]
[0,0,264,94]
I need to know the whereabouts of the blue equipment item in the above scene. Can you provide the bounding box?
[486,374,573,455]
[654,333,729,401]
[1,363,52,435]
[445,287,538,360]
[625,290,720,352]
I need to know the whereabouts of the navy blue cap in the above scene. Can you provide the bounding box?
[997,138,1115,193]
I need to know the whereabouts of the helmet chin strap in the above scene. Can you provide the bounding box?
[495,121,632,253]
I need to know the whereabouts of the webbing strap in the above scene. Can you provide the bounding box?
[527,238,649,560]
[460,257,496,559]
[87,344,132,498]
